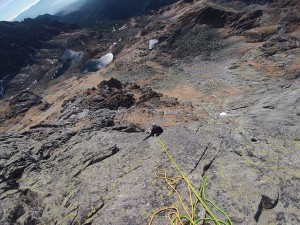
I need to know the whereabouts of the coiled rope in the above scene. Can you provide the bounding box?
[147,137,233,225]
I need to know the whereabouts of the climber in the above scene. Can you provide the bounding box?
[143,123,163,140]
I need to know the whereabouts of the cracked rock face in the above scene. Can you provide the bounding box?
[0,78,194,224]
[1,0,300,224]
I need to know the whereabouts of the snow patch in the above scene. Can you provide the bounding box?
[99,53,114,66]
[219,112,227,116]
[52,49,84,78]
[81,53,114,74]
[149,39,159,50]
[61,49,83,63]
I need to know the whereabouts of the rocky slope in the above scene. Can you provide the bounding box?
[0,15,79,98]
[0,0,300,224]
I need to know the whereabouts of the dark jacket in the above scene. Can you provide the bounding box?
[143,124,163,140]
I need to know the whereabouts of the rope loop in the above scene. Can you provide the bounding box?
[147,137,233,225]
[154,169,183,185]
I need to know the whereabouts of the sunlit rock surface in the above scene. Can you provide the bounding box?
[0,0,300,224]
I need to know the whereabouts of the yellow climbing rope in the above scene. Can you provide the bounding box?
[147,137,233,225]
